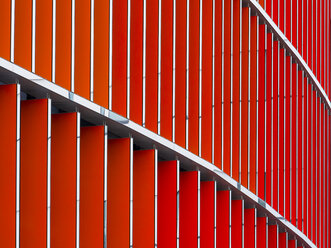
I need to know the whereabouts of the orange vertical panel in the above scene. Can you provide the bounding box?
[0,85,17,248]
[15,0,32,70]
[94,0,109,108]
[130,0,143,124]
[0,0,11,60]
[232,0,240,181]
[75,0,91,99]
[158,161,177,248]
[188,0,200,155]
[249,16,258,194]
[80,126,105,247]
[214,0,222,168]
[160,0,173,140]
[56,0,72,90]
[201,0,212,162]
[133,150,156,248]
[223,0,231,175]
[200,181,215,248]
[21,99,48,248]
[145,0,159,132]
[112,0,127,116]
[107,138,131,247]
[175,0,186,147]
[241,7,250,188]
[35,0,52,81]
[51,113,77,248]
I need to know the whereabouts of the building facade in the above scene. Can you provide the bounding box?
[0,0,330,247]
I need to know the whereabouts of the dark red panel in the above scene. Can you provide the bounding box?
[188,0,200,155]
[279,232,287,248]
[21,99,48,248]
[288,239,297,248]
[145,0,159,132]
[307,84,312,239]
[80,126,105,247]
[297,72,303,231]
[112,0,127,117]
[312,91,316,243]
[158,161,177,248]
[201,0,213,162]
[200,181,215,248]
[160,0,173,140]
[257,217,267,248]
[216,190,230,248]
[285,56,291,220]
[0,0,11,60]
[231,199,243,248]
[244,208,255,248]
[291,63,297,226]
[0,85,17,248]
[133,150,155,247]
[268,225,278,248]
[180,171,198,248]
[51,113,77,248]
[303,78,308,235]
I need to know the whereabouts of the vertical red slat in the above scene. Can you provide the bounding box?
[258,24,266,200]
[241,7,250,188]
[188,0,200,155]
[288,239,297,248]
[317,97,320,247]
[145,0,158,132]
[312,91,316,243]
[180,171,198,248]
[292,0,297,48]
[285,56,291,220]
[0,85,17,248]
[312,0,316,75]
[35,0,52,81]
[297,72,303,231]
[80,126,105,247]
[279,233,287,248]
[268,225,278,248]
[231,199,243,248]
[15,0,32,70]
[158,161,177,248]
[216,190,230,248]
[56,0,72,90]
[303,78,308,235]
[21,99,48,248]
[244,208,255,248]
[223,0,231,174]
[201,181,215,248]
[112,0,127,116]
[232,0,240,179]
[257,217,267,248]
[308,84,312,240]
[107,138,131,247]
[0,0,11,60]
[214,0,223,168]
[175,0,187,147]
[201,0,213,162]
[285,0,291,40]
[133,150,156,247]
[160,0,173,140]
[51,113,77,248]
[291,63,297,226]
[94,0,110,108]
[75,0,91,99]
[302,0,307,62]
[249,16,258,194]
[279,0,285,33]
[130,0,143,124]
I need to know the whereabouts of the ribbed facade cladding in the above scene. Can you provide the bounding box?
[0,0,330,247]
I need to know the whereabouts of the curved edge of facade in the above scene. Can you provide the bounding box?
[0,57,317,248]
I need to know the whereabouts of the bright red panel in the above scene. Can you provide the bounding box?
[268,225,278,248]
[94,0,110,108]
[288,239,296,248]
[201,0,213,162]
[180,171,198,248]
[231,199,243,248]
[160,0,173,140]
[51,113,77,248]
[21,99,48,248]
[0,85,17,248]
[175,0,186,147]
[201,181,215,248]
[216,190,230,248]
[158,161,177,248]
[307,84,312,239]
[133,150,155,248]
[188,0,199,155]
[297,72,303,231]
[0,0,11,60]
[112,0,127,117]
[285,56,291,220]
[35,0,52,81]
[244,208,255,248]
[56,0,72,90]
[80,126,105,247]
[130,0,143,125]
[291,63,297,226]
[14,0,32,70]
[312,91,316,243]
[303,78,308,235]
[257,217,267,248]
[145,0,158,132]
[107,138,131,247]
[279,232,287,248]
